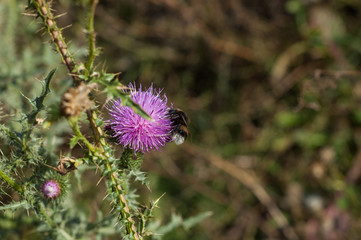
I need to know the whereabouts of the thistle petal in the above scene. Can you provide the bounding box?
[106,83,172,153]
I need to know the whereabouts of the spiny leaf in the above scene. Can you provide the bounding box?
[0,201,28,211]
[151,211,212,237]
[152,193,166,209]
[27,69,56,125]
[95,118,103,127]
[70,135,80,149]
[128,169,149,189]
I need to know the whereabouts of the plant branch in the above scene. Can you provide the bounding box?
[38,202,56,228]
[85,0,99,72]
[86,110,104,149]
[68,117,95,152]
[105,162,141,240]
[69,115,141,239]
[30,0,81,85]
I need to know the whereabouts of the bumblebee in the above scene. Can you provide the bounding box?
[167,108,190,145]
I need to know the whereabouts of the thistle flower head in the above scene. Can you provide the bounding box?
[42,180,60,199]
[106,83,172,153]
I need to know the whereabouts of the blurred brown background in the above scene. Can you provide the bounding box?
[3,0,361,239]
[63,0,361,239]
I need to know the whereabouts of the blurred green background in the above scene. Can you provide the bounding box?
[3,0,361,239]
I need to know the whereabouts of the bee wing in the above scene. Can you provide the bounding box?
[180,113,191,142]
[180,111,190,126]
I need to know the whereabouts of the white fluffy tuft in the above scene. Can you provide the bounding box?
[172,134,185,145]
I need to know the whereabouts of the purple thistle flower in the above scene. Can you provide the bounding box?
[106,83,172,153]
[42,180,60,199]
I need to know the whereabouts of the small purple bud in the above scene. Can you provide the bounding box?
[42,180,60,199]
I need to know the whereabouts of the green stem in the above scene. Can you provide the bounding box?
[104,160,141,239]
[86,110,104,150]
[85,0,98,72]
[0,169,23,193]
[68,117,95,152]
[58,229,74,240]
[84,112,140,239]
[38,202,55,228]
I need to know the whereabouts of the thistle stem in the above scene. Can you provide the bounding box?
[68,117,95,152]
[85,0,99,72]
[105,162,140,240]
[86,110,104,150]
[68,115,141,239]
[87,112,141,239]
[38,202,56,228]
[31,0,80,85]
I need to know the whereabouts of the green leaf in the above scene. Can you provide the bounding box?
[101,72,117,82]
[95,118,103,127]
[156,214,183,235]
[70,135,80,149]
[0,201,28,211]
[151,211,212,238]
[183,211,213,230]
[129,169,149,188]
[27,69,56,125]
[119,93,152,121]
